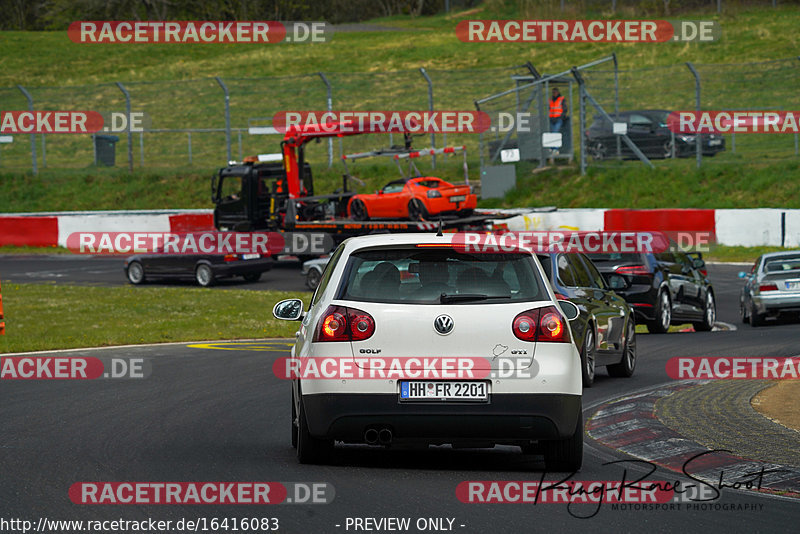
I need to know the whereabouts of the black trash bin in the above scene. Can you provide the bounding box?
[93,134,119,166]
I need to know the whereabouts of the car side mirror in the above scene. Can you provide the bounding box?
[738,271,750,279]
[377,190,384,195]
[558,300,580,321]
[692,258,705,269]
[604,273,630,290]
[273,299,304,321]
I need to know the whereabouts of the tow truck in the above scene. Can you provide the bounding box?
[211,123,505,244]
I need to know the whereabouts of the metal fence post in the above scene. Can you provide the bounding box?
[115,82,133,171]
[16,85,37,175]
[215,77,232,162]
[686,62,702,169]
[238,130,243,161]
[613,52,621,158]
[188,131,192,164]
[139,131,144,166]
[419,67,436,168]
[41,134,46,168]
[573,71,587,176]
[318,72,333,168]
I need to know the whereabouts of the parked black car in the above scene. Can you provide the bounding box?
[124,253,272,287]
[585,250,715,333]
[586,109,725,160]
[537,252,637,387]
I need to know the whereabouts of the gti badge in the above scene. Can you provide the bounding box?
[434,314,454,335]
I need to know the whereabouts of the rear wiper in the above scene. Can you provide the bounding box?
[439,293,511,303]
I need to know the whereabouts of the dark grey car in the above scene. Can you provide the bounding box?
[537,252,637,387]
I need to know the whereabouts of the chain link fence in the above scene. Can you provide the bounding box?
[2,57,799,178]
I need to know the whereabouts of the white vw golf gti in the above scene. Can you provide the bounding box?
[273,233,584,470]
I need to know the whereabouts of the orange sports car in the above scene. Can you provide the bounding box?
[348,177,477,221]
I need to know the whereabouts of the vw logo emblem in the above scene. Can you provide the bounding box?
[434,314,454,335]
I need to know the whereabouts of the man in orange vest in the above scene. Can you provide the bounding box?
[549,88,568,134]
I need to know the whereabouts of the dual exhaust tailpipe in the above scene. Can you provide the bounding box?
[364,427,393,445]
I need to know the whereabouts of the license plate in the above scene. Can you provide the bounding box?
[787,281,800,290]
[400,381,488,401]
[241,254,260,260]
[449,195,466,203]
[709,139,722,146]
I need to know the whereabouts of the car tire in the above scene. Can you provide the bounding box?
[296,393,334,464]
[607,319,636,378]
[663,140,676,158]
[749,301,765,327]
[590,141,607,161]
[350,199,369,221]
[195,264,215,287]
[579,327,596,387]
[408,198,429,221]
[647,290,671,333]
[541,411,583,472]
[693,291,716,331]
[291,389,298,449]
[243,272,261,283]
[306,269,322,290]
[126,261,146,285]
[740,296,750,324]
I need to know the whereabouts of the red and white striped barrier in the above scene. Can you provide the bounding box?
[0,210,214,248]
[1,208,799,249]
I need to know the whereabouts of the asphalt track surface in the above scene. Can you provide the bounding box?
[2,258,800,533]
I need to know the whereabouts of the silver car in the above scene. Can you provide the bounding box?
[739,251,800,326]
[301,256,329,290]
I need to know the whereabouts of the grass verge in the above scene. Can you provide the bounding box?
[0,283,306,353]
[704,245,796,264]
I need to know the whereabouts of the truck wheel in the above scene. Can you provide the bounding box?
[126,261,146,285]
[350,199,369,221]
[195,264,215,287]
[408,198,429,221]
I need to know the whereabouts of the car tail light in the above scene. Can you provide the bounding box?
[427,190,442,198]
[759,283,778,292]
[223,254,239,262]
[615,265,650,276]
[512,306,570,343]
[314,305,375,342]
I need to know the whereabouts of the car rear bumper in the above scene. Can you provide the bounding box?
[212,258,273,277]
[753,293,800,314]
[615,286,657,322]
[302,392,582,443]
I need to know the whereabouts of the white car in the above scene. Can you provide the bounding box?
[273,233,584,470]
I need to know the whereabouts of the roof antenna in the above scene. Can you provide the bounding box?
[436,217,443,237]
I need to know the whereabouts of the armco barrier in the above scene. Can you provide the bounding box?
[2,208,800,249]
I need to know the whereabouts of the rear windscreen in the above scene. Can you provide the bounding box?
[764,255,800,272]
[338,248,546,304]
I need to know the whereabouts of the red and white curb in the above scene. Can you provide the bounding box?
[586,381,800,496]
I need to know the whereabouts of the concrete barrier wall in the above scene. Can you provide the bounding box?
[3,208,800,249]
